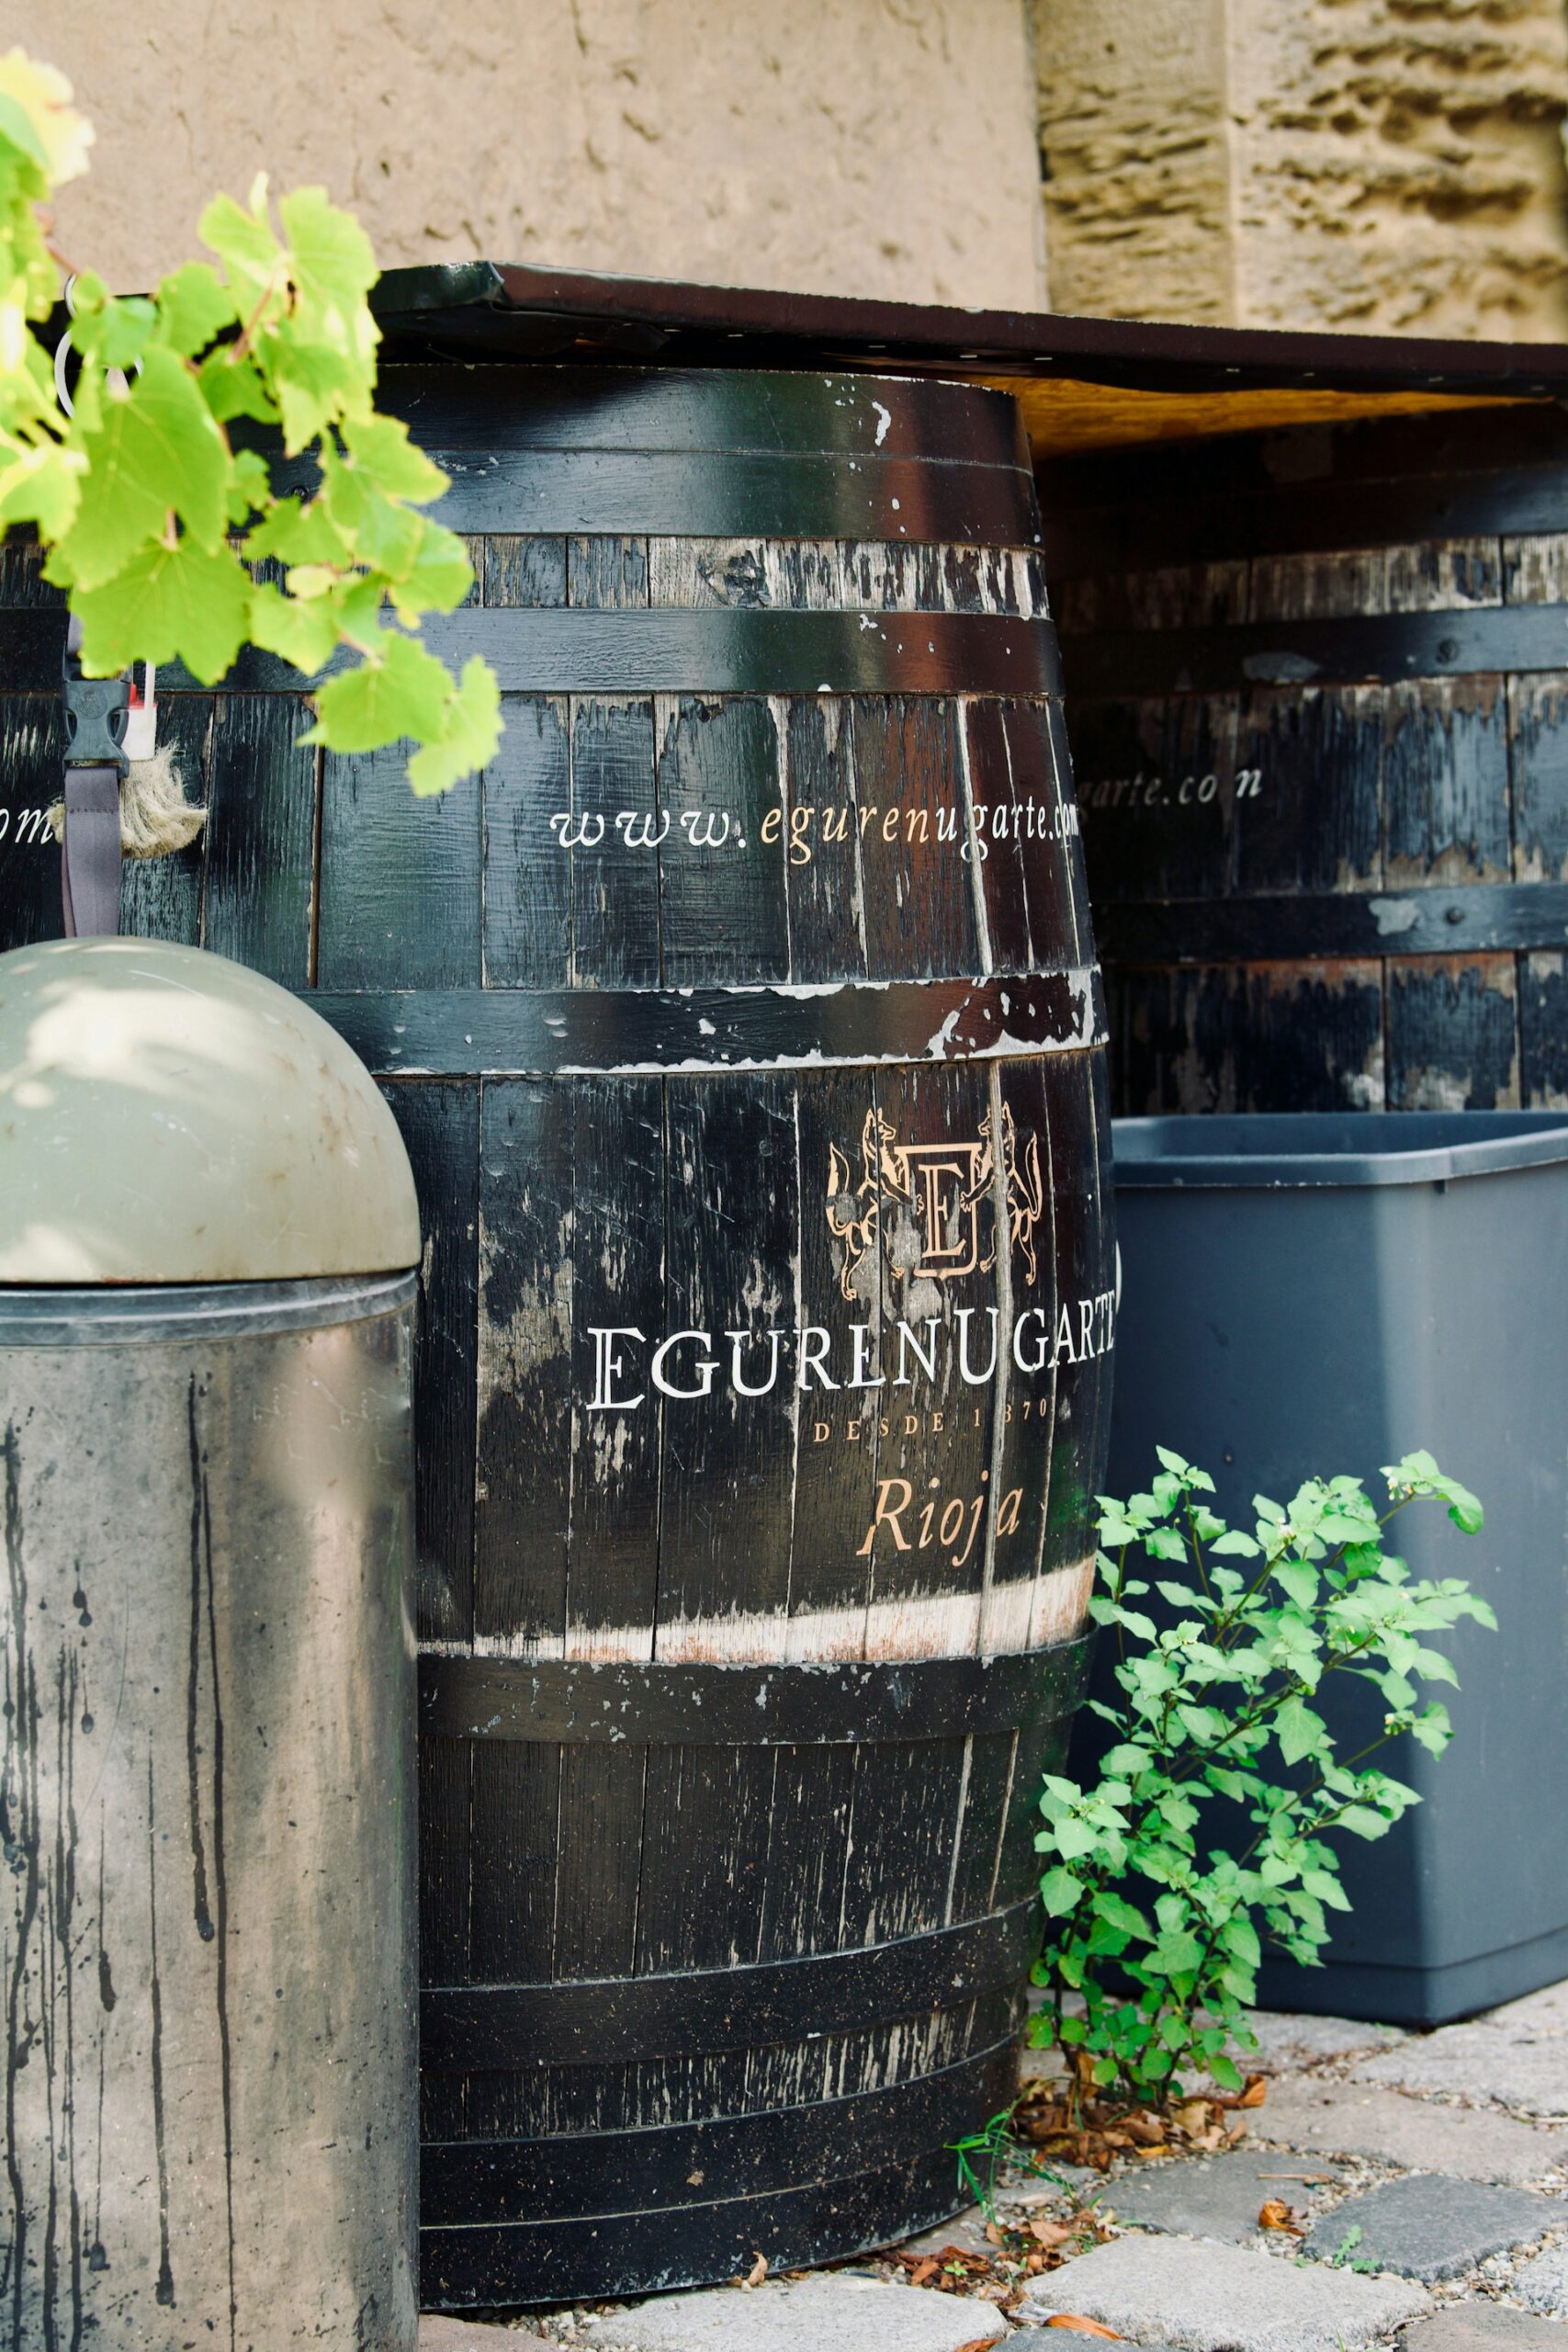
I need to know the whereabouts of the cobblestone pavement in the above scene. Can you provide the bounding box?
[418,1981,1568,2352]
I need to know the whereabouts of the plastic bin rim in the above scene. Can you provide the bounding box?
[1110,1112,1568,1189]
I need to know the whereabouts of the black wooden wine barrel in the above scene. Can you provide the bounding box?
[1041,404,1568,1114]
[0,365,1112,2305]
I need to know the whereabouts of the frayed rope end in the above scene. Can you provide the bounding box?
[48,744,209,861]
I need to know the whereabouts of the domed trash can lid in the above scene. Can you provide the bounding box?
[0,938,420,1283]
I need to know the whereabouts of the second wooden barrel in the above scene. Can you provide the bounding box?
[1042,405,1568,1115]
[0,364,1112,2302]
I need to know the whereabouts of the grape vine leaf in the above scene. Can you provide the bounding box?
[71,535,252,681]
[407,656,502,797]
[152,261,239,359]
[57,345,230,587]
[301,628,455,750]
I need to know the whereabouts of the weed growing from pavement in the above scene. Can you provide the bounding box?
[1032,1448,1491,2108]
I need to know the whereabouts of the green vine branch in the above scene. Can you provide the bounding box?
[0,50,500,794]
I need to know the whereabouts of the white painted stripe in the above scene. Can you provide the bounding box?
[423,1555,1095,1667]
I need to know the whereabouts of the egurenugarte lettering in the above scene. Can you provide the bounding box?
[586,1294,1117,1412]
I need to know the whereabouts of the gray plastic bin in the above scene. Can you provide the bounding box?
[1100,1111,1568,2027]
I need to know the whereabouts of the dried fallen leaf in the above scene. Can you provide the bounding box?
[741,2252,768,2289]
[1238,2074,1268,2108]
[1258,2199,1305,2238]
[1045,2318,1122,2339]
[1029,2218,1077,2249]
[910,2257,939,2287]
[985,2221,1005,2246]
[954,2339,1005,2352]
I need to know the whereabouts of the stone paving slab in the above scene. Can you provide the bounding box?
[1107,2148,1342,2243]
[1243,2010,1406,2070]
[421,2322,549,2349]
[897,2204,995,2257]
[1260,2080,1568,2184]
[1399,2307,1568,2351]
[1515,2243,1568,2317]
[1358,2030,1568,2120]
[1019,2233,1427,2350]
[1304,2176,1562,2282]
[580,2275,1009,2352]
[1485,1984,1568,2036]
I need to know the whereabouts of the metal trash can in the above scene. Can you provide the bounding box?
[0,936,422,2347]
[1100,1110,1568,2027]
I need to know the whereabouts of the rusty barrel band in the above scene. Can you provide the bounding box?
[422,2150,985,2304]
[420,1637,1091,1747]
[1037,408,1568,581]
[279,447,1044,543]
[374,362,1032,466]
[305,972,1108,1079]
[420,1895,1039,2070]
[1100,884,1568,966]
[422,2036,1020,2224]
[1065,605,1568,699]
[0,606,1064,697]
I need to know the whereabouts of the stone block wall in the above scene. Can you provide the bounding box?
[1034,0,1568,339]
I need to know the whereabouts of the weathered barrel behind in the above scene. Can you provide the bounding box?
[0,367,1113,2303]
[1043,405,1568,1114]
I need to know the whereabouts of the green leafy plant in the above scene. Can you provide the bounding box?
[1324,2221,1379,2273]
[0,49,499,792]
[1032,1447,1493,2107]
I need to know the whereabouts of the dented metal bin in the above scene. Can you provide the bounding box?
[0,937,422,2348]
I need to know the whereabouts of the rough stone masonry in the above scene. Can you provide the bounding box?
[1033,0,1568,337]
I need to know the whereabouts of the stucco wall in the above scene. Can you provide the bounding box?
[1034,0,1568,339]
[14,0,1047,308]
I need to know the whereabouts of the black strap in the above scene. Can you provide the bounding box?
[61,763,123,938]
[60,616,126,939]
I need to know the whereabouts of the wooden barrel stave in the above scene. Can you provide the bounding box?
[1043,410,1568,1114]
[0,367,1109,2301]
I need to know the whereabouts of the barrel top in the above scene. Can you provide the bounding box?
[0,939,420,1285]
[368,262,1568,402]
[364,262,1568,464]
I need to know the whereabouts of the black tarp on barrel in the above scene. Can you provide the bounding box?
[1041,406,1568,1116]
[0,365,1112,2303]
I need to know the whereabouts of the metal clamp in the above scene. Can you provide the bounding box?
[52,272,141,422]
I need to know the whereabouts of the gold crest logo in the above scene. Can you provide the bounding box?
[826,1103,1044,1301]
